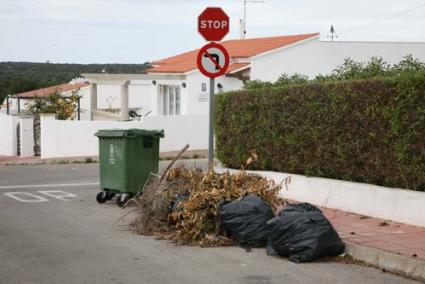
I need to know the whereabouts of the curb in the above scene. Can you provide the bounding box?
[345,241,425,282]
[0,157,98,166]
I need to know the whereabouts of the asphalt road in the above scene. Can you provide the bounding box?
[0,161,417,284]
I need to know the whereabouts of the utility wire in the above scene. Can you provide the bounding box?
[339,2,425,35]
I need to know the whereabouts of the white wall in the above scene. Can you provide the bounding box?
[251,39,425,82]
[185,71,244,115]
[217,167,425,227]
[76,86,91,121]
[0,113,19,156]
[129,83,156,116]
[80,83,157,120]
[40,115,208,158]
[19,116,34,157]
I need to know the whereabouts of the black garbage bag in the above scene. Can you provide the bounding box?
[278,203,321,215]
[219,194,274,248]
[267,203,345,262]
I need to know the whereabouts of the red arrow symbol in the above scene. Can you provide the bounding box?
[204,50,223,72]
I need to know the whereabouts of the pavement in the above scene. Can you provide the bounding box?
[324,209,425,261]
[0,150,208,165]
[322,208,425,282]
[0,161,421,283]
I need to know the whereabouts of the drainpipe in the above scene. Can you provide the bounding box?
[6,95,10,115]
[77,97,81,121]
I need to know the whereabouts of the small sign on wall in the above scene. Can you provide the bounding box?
[198,93,208,102]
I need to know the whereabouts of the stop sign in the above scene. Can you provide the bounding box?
[198,7,229,42]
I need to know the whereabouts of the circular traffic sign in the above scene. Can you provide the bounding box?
[197,42,230,79]
[198,7,230,42]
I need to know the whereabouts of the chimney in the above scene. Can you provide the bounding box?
[239,19,246,39]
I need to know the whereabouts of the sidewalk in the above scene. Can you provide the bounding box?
[0,155,98,165]
[321,206,425,281]
[0,150,207,166]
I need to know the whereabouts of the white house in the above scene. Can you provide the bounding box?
[2,32,425,158]
[250,35,425,81]
[83,33,425,120]
[2,82,90,119]
[3,33,425,122]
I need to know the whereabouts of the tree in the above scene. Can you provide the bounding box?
[25,91,80,120]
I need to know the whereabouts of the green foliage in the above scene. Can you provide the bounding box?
[275,73,309,86]
[330,57,391,80]
[244,56,425,88]
[244,80,274,90]
[25,92,80,120]
[0,62,151,104]
[215,73,425,191]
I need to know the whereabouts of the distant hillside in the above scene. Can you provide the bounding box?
[0,62,151,104]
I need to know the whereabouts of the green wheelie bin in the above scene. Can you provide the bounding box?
[95,129,164,207]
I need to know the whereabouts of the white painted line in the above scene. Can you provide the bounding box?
[4,192,49,203]
[38,190,77,201]
[0,182,99,190]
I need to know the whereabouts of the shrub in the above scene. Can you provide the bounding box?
[244,56,425,88]
[25,91,80,120]
[215,73,425,191]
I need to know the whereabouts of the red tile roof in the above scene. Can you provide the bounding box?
[226,62,250,74]
[148,33,319,74]
[15,83,89,98]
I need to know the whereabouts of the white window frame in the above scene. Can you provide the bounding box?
[161,85,181,116]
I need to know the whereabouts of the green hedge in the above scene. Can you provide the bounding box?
[215,74,425,191]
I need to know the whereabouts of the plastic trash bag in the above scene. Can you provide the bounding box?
[267,203,345,262]
[219,194,275,248]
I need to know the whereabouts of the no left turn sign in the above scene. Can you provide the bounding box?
[196,42,230,79]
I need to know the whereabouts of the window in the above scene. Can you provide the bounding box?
[201,83,207,92]
[161,85,181,115]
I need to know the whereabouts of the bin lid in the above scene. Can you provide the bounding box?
[95,129,164,138]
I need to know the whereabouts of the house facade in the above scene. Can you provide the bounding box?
[5,33,424,121]
[2,82,90,118]
[83,33,425,121]
[250,36,425,81]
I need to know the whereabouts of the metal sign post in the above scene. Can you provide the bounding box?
[196,43,230,170]
[208,77,215,168]
[197,7,230,170]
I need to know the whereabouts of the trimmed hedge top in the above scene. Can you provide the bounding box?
[215,73,425,191]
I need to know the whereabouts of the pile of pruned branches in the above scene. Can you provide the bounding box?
[127,156,288,246]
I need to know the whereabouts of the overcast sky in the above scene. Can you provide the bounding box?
[1,0,424,63]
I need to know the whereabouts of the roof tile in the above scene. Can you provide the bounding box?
[148,33,319,74]
[16,83,89,98]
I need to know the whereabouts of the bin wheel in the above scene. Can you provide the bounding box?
[106,192,115,200]
[116,194,130,208]
[96,191,108,204]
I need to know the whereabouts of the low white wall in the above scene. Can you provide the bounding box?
[0,113,19,156]
[216,167,425,227]
[40,115,208,159]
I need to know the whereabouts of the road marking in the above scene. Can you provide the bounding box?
[38,190,77,201]
[3,190,78,203]
[0,182,99,190]
[3,192,49,203]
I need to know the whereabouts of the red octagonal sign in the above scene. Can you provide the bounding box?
[198,7,229,42]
